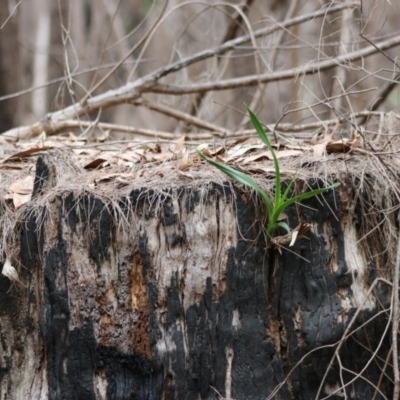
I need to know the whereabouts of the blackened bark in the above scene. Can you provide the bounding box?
[0,160,393,399]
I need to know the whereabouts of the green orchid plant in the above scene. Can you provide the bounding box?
[196,107,340,245]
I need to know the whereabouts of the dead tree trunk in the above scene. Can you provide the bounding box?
[0,157,393,399]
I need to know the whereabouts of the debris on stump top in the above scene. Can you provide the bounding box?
[0,118,398,207]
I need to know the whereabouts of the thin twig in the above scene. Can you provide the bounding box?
[0,0,23,29]
[359,72,400,125]
[187,0,255,122]
[357,0,400,125]
[314,278,392,399]
[242,0,299,123]
[267,283,392,400]
[133,98,226,132]
[372,347,393,400]
[80,0,168,105]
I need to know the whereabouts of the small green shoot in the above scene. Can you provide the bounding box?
[196,107,340,245]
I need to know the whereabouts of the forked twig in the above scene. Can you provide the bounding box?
[314,277,393,399]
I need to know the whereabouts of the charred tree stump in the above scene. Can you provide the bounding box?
[0,157,393,399]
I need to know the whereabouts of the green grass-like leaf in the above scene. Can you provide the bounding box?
[197,108,340,245]
[196,150,274,216]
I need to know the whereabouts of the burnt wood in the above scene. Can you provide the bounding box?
[0,163,393,399]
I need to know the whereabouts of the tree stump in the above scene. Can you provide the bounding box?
[0,157,393,399]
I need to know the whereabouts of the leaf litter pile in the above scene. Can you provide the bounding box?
[0,116,399,275]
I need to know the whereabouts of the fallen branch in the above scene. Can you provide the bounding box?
[0,119,221,141]
[2,109,398,142]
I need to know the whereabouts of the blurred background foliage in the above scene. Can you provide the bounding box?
[1,0,400,137]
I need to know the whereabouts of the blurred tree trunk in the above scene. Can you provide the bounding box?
[32,0,51,119]
[0,1,20,132]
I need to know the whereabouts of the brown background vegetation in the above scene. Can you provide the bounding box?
[1,0,400,139]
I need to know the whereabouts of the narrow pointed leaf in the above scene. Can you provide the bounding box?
[196,150,274,216]
[274,183,340,217]
[246,107,282,206]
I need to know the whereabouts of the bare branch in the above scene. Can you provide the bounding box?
[145,33,400,95]
[0,119,223,142]
[145,2,357,83]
